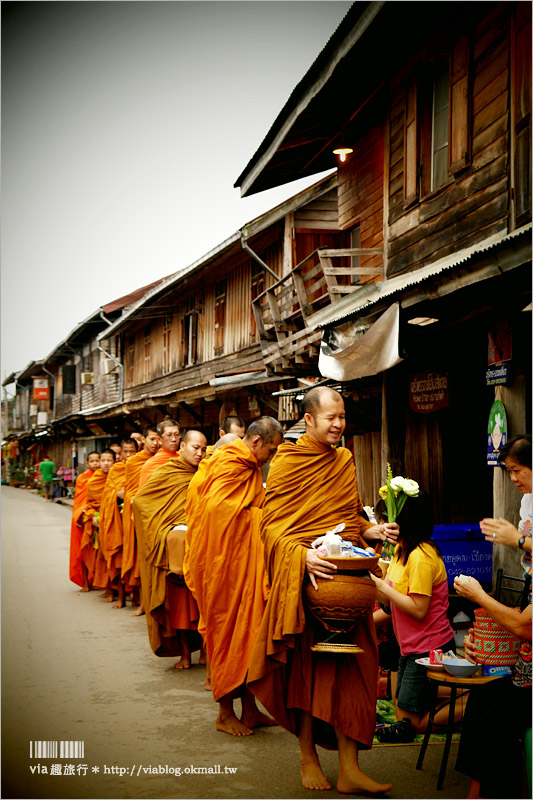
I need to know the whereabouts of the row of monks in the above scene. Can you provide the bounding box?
[68,387,393,795]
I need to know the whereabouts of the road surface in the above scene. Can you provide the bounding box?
[1,486,470,799]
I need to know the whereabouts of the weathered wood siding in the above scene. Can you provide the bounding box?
[337,106,384,277]
[387,3,515,277]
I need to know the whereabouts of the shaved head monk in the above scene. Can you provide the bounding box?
[137,419,180,489]
[219,415,245,439]
[99,438,138,608]
[133,429,207,667]
[80,449,116,593]
[121,426,160,615]
[247,387,392,795]
[188,416,283,737]
[69,451,100,590]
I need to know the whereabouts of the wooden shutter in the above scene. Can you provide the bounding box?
[513,5,532,226]
[449,35,471,173]
[403,80,418,207]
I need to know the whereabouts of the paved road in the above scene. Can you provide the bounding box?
[1,486,470,799]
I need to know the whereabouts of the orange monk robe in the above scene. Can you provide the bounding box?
[80,469,108,585]
[187,438,268,702]
[137,448,176,490]
[247,433,378,751]
[121,450,152,587]
[182,452,214,599]
[98,461,126,583]
[69,468,95,587]
[132,457,201,657]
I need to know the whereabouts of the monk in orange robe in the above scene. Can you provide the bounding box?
[133,430,207,665]
[137,419,180,489]
[69,451,100,589]
[121,426,160,614]
[99,438,138,608]
[248,387,392,795]
[80,449,116,591]
[187,417,283,737]
[184,432,240,691]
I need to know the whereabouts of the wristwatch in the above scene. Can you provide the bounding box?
[518,535,526,550]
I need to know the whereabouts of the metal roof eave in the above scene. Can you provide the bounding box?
[306,225,532,331]
[235,1,386,198]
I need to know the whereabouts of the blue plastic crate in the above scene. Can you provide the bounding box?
[432,524,493,585]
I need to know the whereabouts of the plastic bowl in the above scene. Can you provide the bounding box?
[443,658,479,677]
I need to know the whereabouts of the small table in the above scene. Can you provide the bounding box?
[416,668,499,791]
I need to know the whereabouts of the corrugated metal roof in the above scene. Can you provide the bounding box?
[307,225,532,330]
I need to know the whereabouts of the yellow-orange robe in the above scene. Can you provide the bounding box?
[80,469,108,586]
[121,449,152,587]
[133,457,201,657]
[99,461,126,583]
[247,433,377,750]
[137,448,175,490]
[69,468,95,587]
[187,438,268,702]
[183,453,213,599]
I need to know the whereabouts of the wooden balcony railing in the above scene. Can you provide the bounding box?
[252,247,383,371]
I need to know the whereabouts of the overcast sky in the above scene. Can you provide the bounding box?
[1,0,352,389]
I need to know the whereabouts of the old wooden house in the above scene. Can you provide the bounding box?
[96,176,346,442]
[235,0,532,577]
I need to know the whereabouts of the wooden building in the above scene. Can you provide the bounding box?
[96,176,345,442]
[235,1,532,580]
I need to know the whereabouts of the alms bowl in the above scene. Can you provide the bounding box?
[442,658,479,677]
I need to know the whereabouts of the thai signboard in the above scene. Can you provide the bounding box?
[487,400,508,466]
[32,378,49,401]
[409,372,449,414]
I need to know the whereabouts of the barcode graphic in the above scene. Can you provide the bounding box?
[30,741,84,759]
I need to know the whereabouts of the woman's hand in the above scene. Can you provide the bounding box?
[454,574,486,604]
[463,628,478,664]
[305,549,337,590]
[480,517,521,548]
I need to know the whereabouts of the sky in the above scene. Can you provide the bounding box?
[1,0,352,389]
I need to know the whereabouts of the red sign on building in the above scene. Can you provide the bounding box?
[409,373,449,414]
[33,378,49,401]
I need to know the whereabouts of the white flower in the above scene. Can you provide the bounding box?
[402,478,419,497]
[390,476,405,492]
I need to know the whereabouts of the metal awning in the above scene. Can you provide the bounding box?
[306,225,532,331]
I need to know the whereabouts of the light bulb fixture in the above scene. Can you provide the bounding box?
[333,147,353,163]
[407,316,439,326]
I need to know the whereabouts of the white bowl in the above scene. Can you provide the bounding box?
[443,657,479,677]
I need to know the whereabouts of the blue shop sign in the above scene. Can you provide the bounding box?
[485,362,509,385]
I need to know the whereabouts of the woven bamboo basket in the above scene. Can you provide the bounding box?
[473,608,521,665]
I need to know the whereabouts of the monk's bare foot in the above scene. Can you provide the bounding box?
[337,766,391,795]
[100,591,109,598]
[241,709,278,729]
[112,600,125,609]
[199,652,207,665]
[79,586,90,593]
[130,607,145,617]
[300,760,331,791]
[216,713,253,737]
[101,595,114,603]
[174,658,191,670]
[204,676,212,691]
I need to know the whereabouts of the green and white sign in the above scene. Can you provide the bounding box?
[487,400,508,466]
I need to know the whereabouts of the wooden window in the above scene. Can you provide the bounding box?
[143,326,151,382]
[405,39,471,203]
[162,314,172,375]
[512,4,532,227]
[449,35,471,174]
[214,279,226,357]
[181,298,198,367]
[126,339,134,386]
[250,262,264,342]
[403,80,418,207]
